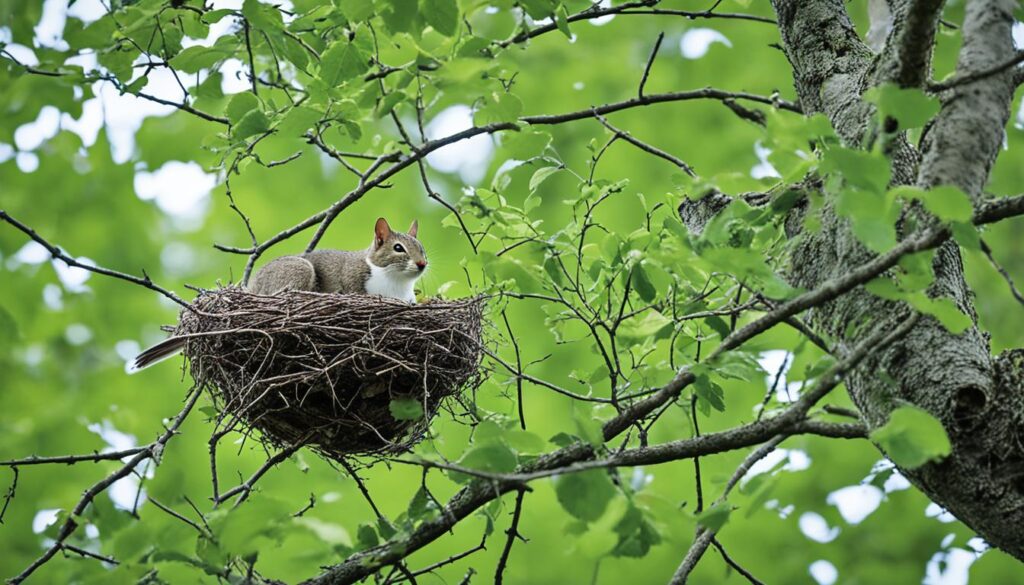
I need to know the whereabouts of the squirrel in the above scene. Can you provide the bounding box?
[129,217,428,372]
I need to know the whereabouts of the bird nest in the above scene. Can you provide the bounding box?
[175,287,484,460]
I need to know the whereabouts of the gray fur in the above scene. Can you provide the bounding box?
[247,219,427,295]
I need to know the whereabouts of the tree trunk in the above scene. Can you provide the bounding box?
[681,0,1024,559]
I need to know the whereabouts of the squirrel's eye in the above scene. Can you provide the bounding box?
[393,244,405,253]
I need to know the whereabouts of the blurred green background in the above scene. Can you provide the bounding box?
[1,0,1023,583]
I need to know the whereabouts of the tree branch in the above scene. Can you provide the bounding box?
[294,190,1024,585]
[494,490,526,585]
[0,210,189,308]
[877,0,945,87]
[928,50,1024,92]
[0,448,148,467]
[9,389,202,585]
[497,0,773,48]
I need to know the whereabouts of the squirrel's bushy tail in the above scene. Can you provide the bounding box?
[129,337,186,373]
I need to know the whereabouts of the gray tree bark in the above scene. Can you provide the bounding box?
[682,0,1024,559]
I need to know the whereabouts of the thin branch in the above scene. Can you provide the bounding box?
[501,311,527,429]
[9,389,202,585]
[293,493,317,517]
[822,405,861,419]
[0,210,189,307]
[670,435,787,583]
[0,468,17,524]
[522,89,801,126]
[340,459,388,522]
[497,0,773,47]
[392,419,865,485]
[980,237,1024,306]
[929,50,1024,92]
[1,51,229,124]
[593,112,696,176]
[484,348,614,404]
[416,159,478,254]
[242,18,259,96]
[215,442,304,507]
[494,490,527,585]
[388,530,488,583]
[0,447,148,467]
[638,32,665,98]
[755,352,790,422]
[710,537,764,585]
[60,543,119,566]
[149,497,211,537]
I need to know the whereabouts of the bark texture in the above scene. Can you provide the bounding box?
[683,0,1024,559]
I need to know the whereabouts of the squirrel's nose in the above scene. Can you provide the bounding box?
[416,261,427,270]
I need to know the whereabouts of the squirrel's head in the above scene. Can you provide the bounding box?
[368,217,427,277]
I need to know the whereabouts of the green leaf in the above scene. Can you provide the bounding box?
[864,83,941,129]
[611,504,662,558]
[617,310,672,341]
[823,147,891,193]
[913,296,972,334]
[356,524,379,548]
[519,0,556,19]
[554,470,616,523]
[950,221,981,251]
[338,1,375,23]
[193,72,224,100]
[836,187,897,253]
[573,405,605,447]
[226,92,260,124]
[421,0,459,36]
[242,0,284,31]
[407,486,437,520]
[693,374,726,413]
[529,165,562,192]
[389,397,425,420]
[170,39,237,73]
[64,16,116,49]
[449,441,518,483]
[475,92,523,125]
[554,5,572,39]
[866,279,972,333]
[232,109,270,141]
[382,0,418,33]
[320,40,369,87]
[891,185,974,223]
[276,106,321,137]
[503,129,552,159]
[870,405,951,469]
[374,91,406,119]
[695,502,731,532]
[201,8,235,24]
[631,265,657,302]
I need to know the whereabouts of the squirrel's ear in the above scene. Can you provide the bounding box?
[374,217,391,246]
[408,219,418,238]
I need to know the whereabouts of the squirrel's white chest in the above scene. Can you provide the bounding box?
[364,260,417,303]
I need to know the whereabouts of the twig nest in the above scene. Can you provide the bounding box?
[177,287,484,459]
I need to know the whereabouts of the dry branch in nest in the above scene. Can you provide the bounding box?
[175,287,484,460]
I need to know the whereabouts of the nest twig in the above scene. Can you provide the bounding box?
[176,287,484,460]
